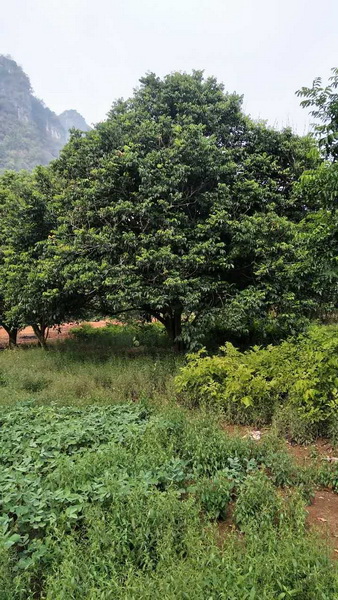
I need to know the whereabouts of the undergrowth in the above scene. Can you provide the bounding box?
[0,327,338,598]
[1,400,337,599]
[176,324,338,443]
[0,332,180,408]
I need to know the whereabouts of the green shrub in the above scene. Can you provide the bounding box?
[20,375,50,393]
[327,415,338,447]
[176,324,338,436]
[273,405,323,444]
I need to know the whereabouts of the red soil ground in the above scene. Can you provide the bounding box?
[307,490,338,557]
[0,321,110,349]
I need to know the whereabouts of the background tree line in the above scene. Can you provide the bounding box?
[0,69,337,349]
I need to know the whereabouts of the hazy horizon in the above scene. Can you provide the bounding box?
[2,0,338,133]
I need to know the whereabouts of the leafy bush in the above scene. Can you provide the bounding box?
[176,343,279,423]
[273,404,322,444]
[176,324,338,438]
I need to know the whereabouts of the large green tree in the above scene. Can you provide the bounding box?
[53,71,318,348]
[293,69,338,321]
[291,163,338,316]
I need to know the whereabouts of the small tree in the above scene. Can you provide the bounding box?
[0,177,22,347]
[291,164,338,318]
[3,251,89,348]
[0,294,20,348]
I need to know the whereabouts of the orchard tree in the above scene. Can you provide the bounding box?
[54,71,318,348]
[236,163,338,339]
[291,163,338,317]
[0,168,56,345]
[0,282,21,348]
[0,168,87,348]
[293,70,338,319]
[3,251,90,348]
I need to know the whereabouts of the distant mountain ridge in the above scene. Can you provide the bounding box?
[0,55,90,171]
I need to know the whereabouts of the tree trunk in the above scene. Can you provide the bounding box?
[32,324,49,350]
[8,328,18,349]
[1,324,18,349]
[163,310,183,352]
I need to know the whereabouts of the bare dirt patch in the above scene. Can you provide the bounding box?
[222,423,268,440]
[216,503,237,547]
[286,439,338,466]
[307,490,338,558]
[222,423,338,463]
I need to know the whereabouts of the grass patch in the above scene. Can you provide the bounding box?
[0,337,180,408]
[69,321,171,354]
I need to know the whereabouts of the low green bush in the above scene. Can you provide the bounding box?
[234,470,282,529]
[273,404,323,444]
[190,472,234,519]
[176,324,338,439]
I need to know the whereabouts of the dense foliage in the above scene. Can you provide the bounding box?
[52,71,324,348]
[0,168,85,347]
[297,67,338,161]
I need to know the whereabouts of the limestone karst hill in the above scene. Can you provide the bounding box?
[0,55,90,171]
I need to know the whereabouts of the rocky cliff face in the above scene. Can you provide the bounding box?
[58,109,91,142]
[0,56,90,171]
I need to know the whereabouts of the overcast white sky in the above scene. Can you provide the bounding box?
[2,0,338,132]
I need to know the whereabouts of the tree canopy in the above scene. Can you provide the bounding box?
[51,71,321,347]
[0,168,88,347]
